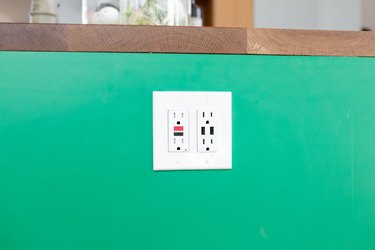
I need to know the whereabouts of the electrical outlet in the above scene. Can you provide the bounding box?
[153,91,232,171]
[197,110,217,152]
[168,110,189,152]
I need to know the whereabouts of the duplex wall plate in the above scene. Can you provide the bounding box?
[153,91,232,171]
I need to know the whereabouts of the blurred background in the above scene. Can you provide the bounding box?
[0,0,374,30]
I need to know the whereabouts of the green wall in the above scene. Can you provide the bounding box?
[1,52,375,250]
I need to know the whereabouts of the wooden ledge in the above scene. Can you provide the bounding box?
[1,23,375,57]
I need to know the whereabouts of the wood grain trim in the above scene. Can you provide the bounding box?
[0,23,247,54]
[247,28,375,57]
[1,23,375,57]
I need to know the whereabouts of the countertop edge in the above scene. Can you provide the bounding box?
[1,23,375,57]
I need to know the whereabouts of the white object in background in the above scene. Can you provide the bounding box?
[92,5,120,24]
[30,0,60,23]
[153,91,232,171]
[190,17,203,26]
[83,0,120,24]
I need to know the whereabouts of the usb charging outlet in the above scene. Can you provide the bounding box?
[197,110,217,152]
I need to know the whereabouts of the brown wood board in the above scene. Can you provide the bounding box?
[1,23,375,57]
[247,28,375,57]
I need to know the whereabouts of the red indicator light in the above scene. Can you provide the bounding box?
[174,126,184,131]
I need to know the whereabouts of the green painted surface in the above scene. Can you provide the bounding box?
[0,52,375,250]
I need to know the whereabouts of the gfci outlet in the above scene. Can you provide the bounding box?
[153,91,232,171]
[168,110,189,152]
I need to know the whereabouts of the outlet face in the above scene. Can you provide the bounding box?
[153,91,232,171]
[197,110,217,152]
[168,110,189,152]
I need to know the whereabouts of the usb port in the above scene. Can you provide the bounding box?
[201,127,205,135]
[210,127,214,135]
[174,132,184,136]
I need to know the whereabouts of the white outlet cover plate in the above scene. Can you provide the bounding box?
[153,91,232,171]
